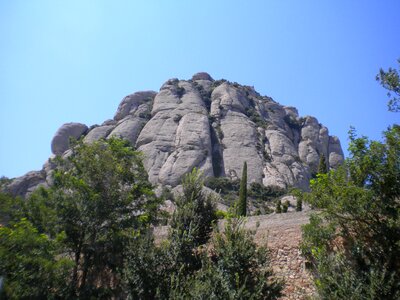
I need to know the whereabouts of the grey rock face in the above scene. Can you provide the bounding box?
[114,91,156,121]
[192,72,214,81]
[108,116,145,146]
[6,171,47,197]
[9,73,345,198]
[51,122,88,155]
[137,80,213,186]
[84,125,115,143]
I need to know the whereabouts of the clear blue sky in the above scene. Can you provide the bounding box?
[1,1,399,178]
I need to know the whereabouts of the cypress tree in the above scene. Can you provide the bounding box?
[237,161,247,216]
[318,153,328,174]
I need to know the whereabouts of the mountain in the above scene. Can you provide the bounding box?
[6,72,344,197]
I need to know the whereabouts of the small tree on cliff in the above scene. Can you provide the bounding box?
[237,161,248,216]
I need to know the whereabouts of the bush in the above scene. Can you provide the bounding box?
[170,219,283,299]
[249,182,285,201]
[296,198,302,211]
[275,200,282,213]
[204,177,240,195]
[282,200,289,213]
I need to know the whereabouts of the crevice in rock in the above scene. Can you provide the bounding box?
[209,122,225,177]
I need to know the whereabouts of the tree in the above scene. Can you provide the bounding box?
[237,161,248,216]
[317,153,328,174]
[170,219,283,299]
[0,218,73,299]
[122,168,217,299]
[301,125,400,299]
[376,58,400,112]
[51,137,160,298]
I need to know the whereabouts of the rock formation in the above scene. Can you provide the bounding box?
[5,72,344,197]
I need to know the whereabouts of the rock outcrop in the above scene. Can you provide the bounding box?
[51,122,88,155]
[6,73,344,197]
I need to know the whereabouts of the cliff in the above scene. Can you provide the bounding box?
[6,72,344,197]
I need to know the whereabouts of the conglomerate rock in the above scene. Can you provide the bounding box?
[8,72,344,197]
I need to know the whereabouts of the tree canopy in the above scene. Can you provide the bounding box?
[301,125,400,299]
[0,137,161,298]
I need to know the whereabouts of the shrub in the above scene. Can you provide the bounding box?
[275,200,282,213]
[170,219,283,299]
[204,177,240,194]
[296,198,302,211]
[249,182,285,201]
[282,200,289,213]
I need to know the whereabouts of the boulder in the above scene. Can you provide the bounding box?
[84,125,114,143]
[114,91,156,121]
[108,116,144,146]
[192,72,214,81]
[51,122,88,155]
[6,171,46,197]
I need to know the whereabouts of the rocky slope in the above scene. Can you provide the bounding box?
[6,72,344,197]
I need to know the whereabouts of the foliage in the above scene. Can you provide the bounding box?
[168,168,217,272]
[192,81,212,109]
[249,182,286,201]
[302,125,400,299]
[376,58,400,112]
[296,197,303,212]
[284,114,303,130]
[170,219,283,299]
[0,176,12,189]
[0,192,23,226]
[245,107,266,128]
[0,218,73,299]
[51,137,160,297]
[205,176,240,194]
[275,199,282,213]
[122,168,217,299]
[22,187,59,237]
[282,200,289,213]
[0,137,160,299]
[317,153,328,174]
[237,162,247,216]
[122,231,170,300]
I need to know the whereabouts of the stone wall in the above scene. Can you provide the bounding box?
[243,211,315,299]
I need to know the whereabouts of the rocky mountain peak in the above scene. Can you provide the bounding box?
[6,73,344,197]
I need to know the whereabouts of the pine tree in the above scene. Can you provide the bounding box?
[237,162,247,216]
[318,153,328,174]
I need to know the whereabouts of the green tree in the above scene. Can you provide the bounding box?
[51,137,160,298]
[302,125,400,299]
[317,153,328,174]
[170,219,283,299]
[0,218,73,299]
[237,161,248,216]
[167,168,216,276]
[376,58,400,112]
[123,168,216,299]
